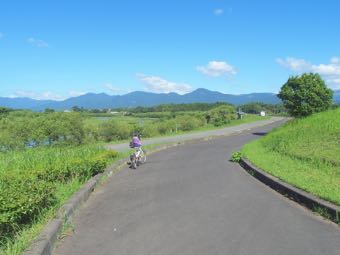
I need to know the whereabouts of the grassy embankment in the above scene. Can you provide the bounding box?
[242,108,340,206]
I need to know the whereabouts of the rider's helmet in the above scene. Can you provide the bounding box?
[133,131,141,139]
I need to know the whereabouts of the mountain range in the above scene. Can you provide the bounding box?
[1,88,339,111]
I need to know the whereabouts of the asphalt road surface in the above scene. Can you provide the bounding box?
[54,120,340,255]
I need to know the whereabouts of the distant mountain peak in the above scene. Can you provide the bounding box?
[191,88,216,94]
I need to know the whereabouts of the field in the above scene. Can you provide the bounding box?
[242,108,340,205]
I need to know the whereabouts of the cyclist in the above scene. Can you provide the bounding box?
[130,132,142,148]
[129,132,143,166]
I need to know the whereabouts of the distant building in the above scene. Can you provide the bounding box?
[237,108,245,119]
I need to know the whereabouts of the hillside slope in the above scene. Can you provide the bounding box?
[242,108,340,205]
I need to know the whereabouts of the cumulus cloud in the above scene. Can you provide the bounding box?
[27,37,49,48]
[137,73,192,94]
[277,57,340,89]
[214,9,224,16]
[197,61,237,77]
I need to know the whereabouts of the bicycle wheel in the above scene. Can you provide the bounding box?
[131,154,137,169]
[139,150,146,164]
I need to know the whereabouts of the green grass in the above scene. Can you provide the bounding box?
[0,145,118,254]
[0,179,83,255]
[242,108,340,205]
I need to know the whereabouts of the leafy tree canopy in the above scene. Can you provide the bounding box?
[278,73,333,117]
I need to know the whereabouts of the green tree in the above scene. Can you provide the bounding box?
[206,105,236,126]
[278,73,333,117]
[0,107,11,115]
[44,108,55,113]
[72,106,82,112]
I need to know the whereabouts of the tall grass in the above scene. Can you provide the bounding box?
[0,145,117,254]
[242,108,340,205]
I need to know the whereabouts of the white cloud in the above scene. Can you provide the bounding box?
[214,9,224,16]
[11,90,63,100]
[276,57,310,71]
[137,73,192,94]
[10,90,89,100]
[68,91,87,97]
[104,83,128,94]
[197,61,237,77]
[277,57,340,89]
[331,57,340,64]
[27,37,49,48]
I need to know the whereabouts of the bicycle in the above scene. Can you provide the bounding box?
[129,146,146,169]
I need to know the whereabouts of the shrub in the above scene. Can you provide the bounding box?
[139,123,160,137]
[99,120,133,141]
[156,119,177,134]
[0,173,56,236]
[206,105,236,126]
[176,115,203,131]
[230,151,242,162]
[0,146,118,240]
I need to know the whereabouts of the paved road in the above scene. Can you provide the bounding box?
[54,120,340,255]
[107,117,285,152]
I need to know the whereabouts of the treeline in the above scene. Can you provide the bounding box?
[0,111,85,151]
[121,102,233,113]
[53,102,287,116]
[0,105,238,150]
[123,102,287,115]
[240,102,287,115]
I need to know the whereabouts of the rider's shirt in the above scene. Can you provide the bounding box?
[132,136,142,147]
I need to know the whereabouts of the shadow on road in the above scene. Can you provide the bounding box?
[252,132,267,136]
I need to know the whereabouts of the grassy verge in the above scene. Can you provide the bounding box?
[242,109,340,206]
[0,145,118,255]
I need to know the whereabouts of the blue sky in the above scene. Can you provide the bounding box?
[1,0,340,100]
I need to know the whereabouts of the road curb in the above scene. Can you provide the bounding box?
[23,118,285,255]
[239,158,340,223]
[23,219,63,255]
